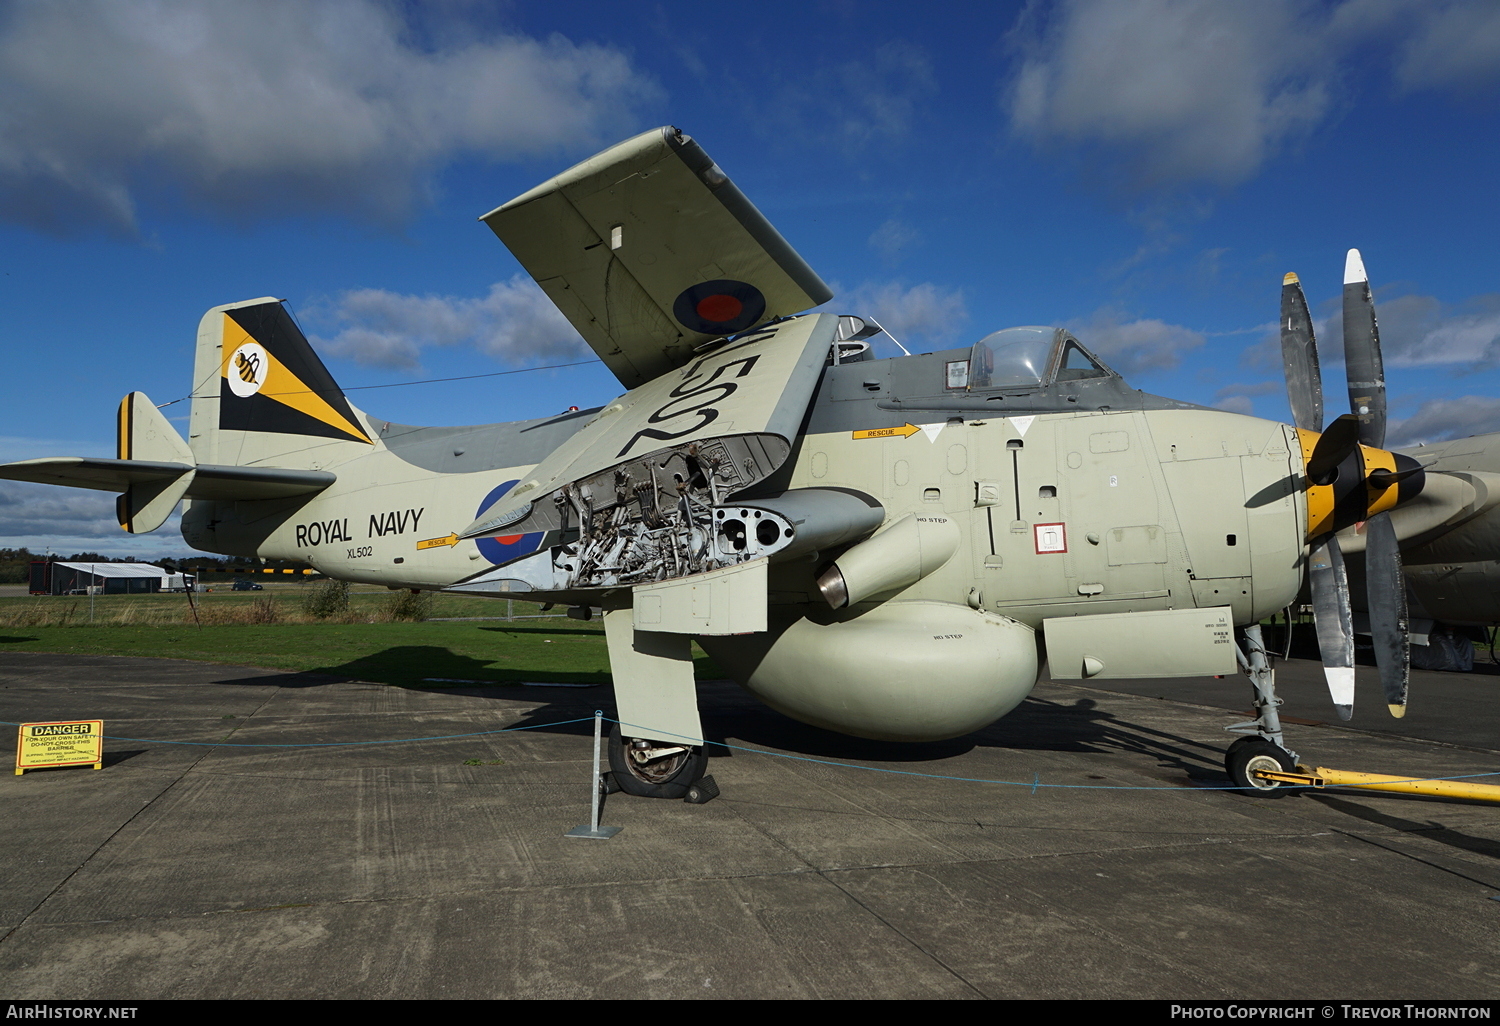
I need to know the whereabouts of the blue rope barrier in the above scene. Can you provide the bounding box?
[612,717,1500,793]
[0,716,596,748]
[8,711,1495,793]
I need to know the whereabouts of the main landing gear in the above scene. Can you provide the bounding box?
[1224,624,1299,796]
[606,725,714,801]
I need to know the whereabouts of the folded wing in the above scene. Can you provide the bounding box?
[483,126,832,388]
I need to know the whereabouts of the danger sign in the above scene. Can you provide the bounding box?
[16,720,103,775]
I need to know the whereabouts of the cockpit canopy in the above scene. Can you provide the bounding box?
[962,326,1111,391]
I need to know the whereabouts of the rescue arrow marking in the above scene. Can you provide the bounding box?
[416,533,460,550]
[852,423,921,440]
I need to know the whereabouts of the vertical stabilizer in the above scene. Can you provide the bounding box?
[189,298,374,469]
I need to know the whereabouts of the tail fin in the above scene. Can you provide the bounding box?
[190,298,373,467]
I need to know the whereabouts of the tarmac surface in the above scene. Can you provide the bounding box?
[2,649,1499,1000]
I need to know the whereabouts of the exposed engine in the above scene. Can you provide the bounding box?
[550,438,791,588]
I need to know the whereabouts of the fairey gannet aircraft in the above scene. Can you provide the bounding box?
[6,127,1482,801]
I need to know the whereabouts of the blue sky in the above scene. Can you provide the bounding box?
[4,0,1500,558]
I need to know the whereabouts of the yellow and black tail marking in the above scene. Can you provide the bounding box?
[117,394,132,461]
[219,303,372,444]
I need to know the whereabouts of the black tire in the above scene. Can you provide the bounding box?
[607,724,707,799]
[1225,738,1296,796]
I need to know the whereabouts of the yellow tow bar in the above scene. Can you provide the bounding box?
[1253,765,1500,803]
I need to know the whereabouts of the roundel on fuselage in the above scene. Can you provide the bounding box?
[671,279,767,336]
[474,480,544,566]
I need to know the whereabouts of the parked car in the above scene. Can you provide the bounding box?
[231,579,263,591]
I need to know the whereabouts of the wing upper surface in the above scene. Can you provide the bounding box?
[483,126,832,388]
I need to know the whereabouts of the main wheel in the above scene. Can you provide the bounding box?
[1225,738,1296,796]
[607,725,708,799]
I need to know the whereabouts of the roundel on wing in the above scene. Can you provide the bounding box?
[671,279,767,335]
[475,480,544,566]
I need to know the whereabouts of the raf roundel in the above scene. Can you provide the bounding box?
[474,480,545,566]
[227,341,269,398]
[671,279,767,336]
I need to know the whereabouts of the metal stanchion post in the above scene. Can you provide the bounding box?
[565,710,621,839]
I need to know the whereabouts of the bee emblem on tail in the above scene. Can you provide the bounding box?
[235,348,261,384]
[225,340,268,398]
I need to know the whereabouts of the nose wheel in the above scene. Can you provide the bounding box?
[1225,737,1297,795]
[607,724,708,799]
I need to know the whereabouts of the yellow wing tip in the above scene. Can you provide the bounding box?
[1283,272,1300,285]
[1388,703,1407,719]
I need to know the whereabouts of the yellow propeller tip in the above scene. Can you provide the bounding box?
[1283,272,1300,285]
[1388,703,1407,719]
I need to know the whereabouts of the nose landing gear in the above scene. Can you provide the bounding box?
[1225,625,1300,796]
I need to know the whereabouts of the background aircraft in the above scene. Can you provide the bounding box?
[1,127,1492,800]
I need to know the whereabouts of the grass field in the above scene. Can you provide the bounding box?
[0,584,723,687]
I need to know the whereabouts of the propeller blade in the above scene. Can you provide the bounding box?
[1363,511,1409,717]
[1343,249,1387,448]
[1308,534,1355,720]
[1305,413,1362,486]
[1280,272,1324,432]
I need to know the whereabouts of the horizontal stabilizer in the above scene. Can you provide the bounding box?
[483,126,832,388]
[0,457,334,501]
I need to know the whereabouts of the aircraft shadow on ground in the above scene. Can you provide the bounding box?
[209,644,614,691]
[1309,793,1500,867]
[475,625,604,638]
[205,646,1230,782]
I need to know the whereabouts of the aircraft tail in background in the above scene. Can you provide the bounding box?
[0,298,345,533]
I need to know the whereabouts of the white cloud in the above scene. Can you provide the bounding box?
[0,480,193,559]
[1003,1,1500,193]
[1065,308,1205,375]
[1380,294,1500,368]
[1213,395,1255,416]
[0,1,659,235]
[1392,1,1500,92]
[1005,0,1331,188]
[309,275,589,371]
[839,281,968,350]
[1314,291,1500,368]
[1389,395,1500,448]
[1212,380,1284,417]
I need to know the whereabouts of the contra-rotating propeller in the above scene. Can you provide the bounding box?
[1280,251,1425,720]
